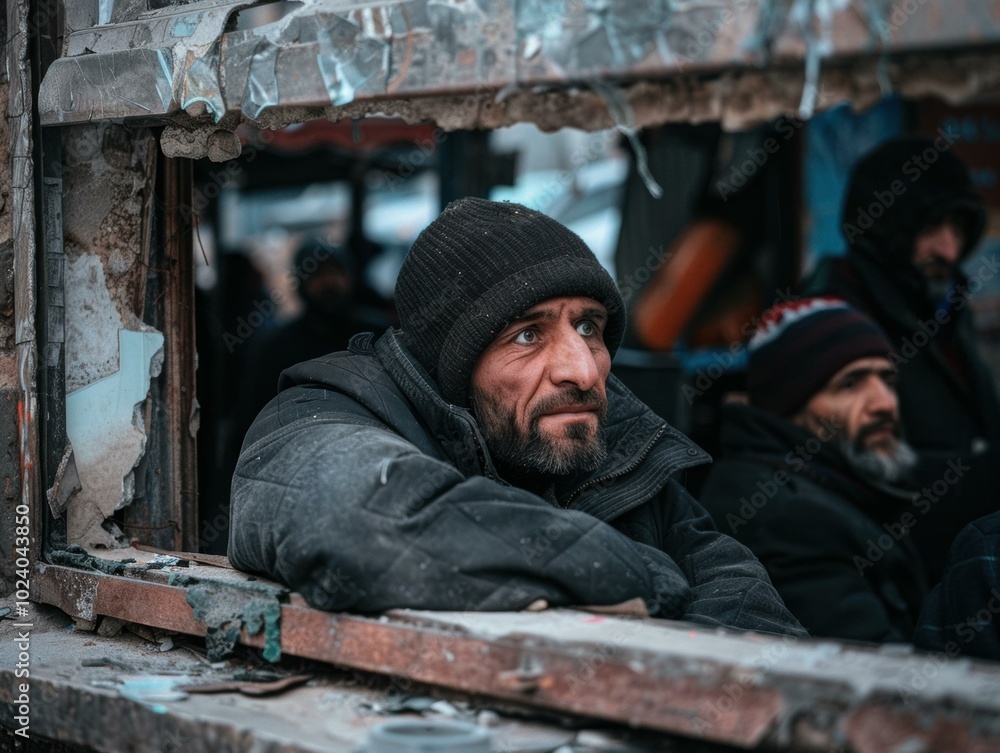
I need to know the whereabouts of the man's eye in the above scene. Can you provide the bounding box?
[513,329,537,344]
[576,320,598,337]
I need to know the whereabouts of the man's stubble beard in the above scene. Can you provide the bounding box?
[470,386,609,479]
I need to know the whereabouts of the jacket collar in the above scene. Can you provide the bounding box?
[375,329,710,520]
[718,403,915,507]
[849,242,970,328]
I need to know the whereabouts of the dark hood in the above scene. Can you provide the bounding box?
[841,136,985,269]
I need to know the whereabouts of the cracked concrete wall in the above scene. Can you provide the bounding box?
[0,62,22,594]
[60,123,165,549]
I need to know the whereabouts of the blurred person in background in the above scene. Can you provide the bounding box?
[805,136,1000,584]
[233,236,389,453]
[699,298,928,643]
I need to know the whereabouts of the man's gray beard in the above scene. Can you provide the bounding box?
[470,387,608,478]
[839,438,918,486]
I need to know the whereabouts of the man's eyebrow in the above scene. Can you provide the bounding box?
[580,307,607,322]
[502,304,608,332]
[833,366,893,385]
[507,309,556,327]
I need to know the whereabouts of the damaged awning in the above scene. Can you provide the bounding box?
[38,0,1000,157]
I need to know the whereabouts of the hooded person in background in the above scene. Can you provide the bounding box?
[805,136,1000,584]
[698,298,928,643]
[229,197,805,637]
[233,236,390,452]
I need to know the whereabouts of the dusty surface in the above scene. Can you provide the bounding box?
[0,604,668,753]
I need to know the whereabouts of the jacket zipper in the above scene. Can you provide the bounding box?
[559,423,668,508]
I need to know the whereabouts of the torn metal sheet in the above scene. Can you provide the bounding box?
[316,11,391,107]
[39,0,251,124]
[182,43,227,121]
[37,0,1000,138]
[243,39,280,119]
[46,444,81,518]
[65,326,164,548]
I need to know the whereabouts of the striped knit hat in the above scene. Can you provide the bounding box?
[394,197,625,406]
[747,297,894,417]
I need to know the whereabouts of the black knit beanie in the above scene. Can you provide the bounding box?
[747,297,894,417]
[394,197,626,406]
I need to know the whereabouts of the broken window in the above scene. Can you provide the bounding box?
[10,0,1000,750]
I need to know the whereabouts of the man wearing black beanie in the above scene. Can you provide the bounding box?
[699,297,928,643]
[229,197,805,638]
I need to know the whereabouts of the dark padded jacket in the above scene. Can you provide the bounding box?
[914,510,1000,661]
[699,404,927,643]
[229,329,805,636]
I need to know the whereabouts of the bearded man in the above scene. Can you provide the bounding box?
[228,197,804,637]
[804,137,1000,584]
[699,298,928,643]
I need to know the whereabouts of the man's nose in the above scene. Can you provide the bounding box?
[931,222,963,265]
[867,376,898,418]
[548,332,600,391]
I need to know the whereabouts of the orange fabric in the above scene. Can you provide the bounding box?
[632,219,741,350]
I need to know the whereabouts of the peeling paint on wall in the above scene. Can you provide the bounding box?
[64,256,131,391]
[66,328,164,548]
[62,251,162,547]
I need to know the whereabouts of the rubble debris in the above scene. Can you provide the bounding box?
[178,672,311,696]
[185,582,283,663]
[48,544,167,577]
[116,674,193,713]
[365,719,492,753]
[97,616,126,638]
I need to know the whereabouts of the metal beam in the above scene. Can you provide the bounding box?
[36,0,1000,136]
[32,562,1000,751]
